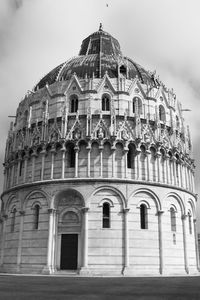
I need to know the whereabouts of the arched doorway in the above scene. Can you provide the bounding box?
[54,189,84,271]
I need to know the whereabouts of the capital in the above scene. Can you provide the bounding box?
[123,208,130,214]
[48,208,57,214]
[81,207,89,213]
[157,210,164,216]
[181,214,188,220]
[19,210,25,216]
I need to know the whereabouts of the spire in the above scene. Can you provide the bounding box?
[99,23,103,31]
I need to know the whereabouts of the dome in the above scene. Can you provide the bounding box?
[34,24,154,91]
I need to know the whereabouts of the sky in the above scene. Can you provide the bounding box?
[0,0,200,226]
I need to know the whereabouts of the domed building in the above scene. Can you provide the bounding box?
[0,25,199,275]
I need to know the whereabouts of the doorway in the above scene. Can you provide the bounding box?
[60,234,78,270]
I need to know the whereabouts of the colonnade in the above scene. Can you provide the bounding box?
[4,142,195,194]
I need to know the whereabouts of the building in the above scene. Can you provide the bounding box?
[0,25,199,275]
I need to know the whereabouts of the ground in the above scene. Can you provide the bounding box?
[0,275,200,300]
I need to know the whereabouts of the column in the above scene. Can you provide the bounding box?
[179,161,183,188]
[123,208,130,274]
[74,146,79,178]
[187,168,191,190]
[165,155,170,184]
[3,166,8,191]
[158,211,164,274]
[99,146,103,178]
[111,147,116,178]
[184,165,188,189]
[136,149,141,180]
[191,171,195,193]
[182,214,189,273]
[40,149,46,181]
[172,157,176,186]
[87,146,91,178]
[80,207,89,274]
[162,156,166,183]
[0,215,8,267]
[16,159,21,185]
[124,149,128,179]
[146,150,150,182]
[50,147,56,180]
[10,162,15,187]
[31,151,37,182]
[193,219,200,271]
[23,152,29,183]
[156,151,161,183]
[61,146,66,179]
[181,163,185,188]
[17,210,25,270]
[43,208,56,274]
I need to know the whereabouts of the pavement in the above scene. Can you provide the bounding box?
[0,274,200,299]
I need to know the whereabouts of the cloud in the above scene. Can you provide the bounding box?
[0,0,200,224]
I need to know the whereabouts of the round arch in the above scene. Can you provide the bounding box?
[164,192,185,215]
[187,198,196,218]
[129,188,162,212]
[59,207,81,223]
[136,200,151,209]
[53,188,85,209]
[89,186,127,209]
[23,189,50,210]
[5,194,19,213]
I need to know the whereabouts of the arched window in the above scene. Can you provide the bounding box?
[159,105,166,122]
[11,208,17,232]
[102,94,110,111]
[150,147,156,181]
[188,212,192,234]
[119,65,126,76]
[133,97,143,114]
[67,144,75,168]
[70,95,78,113]
[102,202,110,228]
[127,144,135,169]
[33,204,40,230]
[133,100,135,113]
[140,204,148,229]
[175,154,179,185]
[170,207,176,232]
[19,160,23,177]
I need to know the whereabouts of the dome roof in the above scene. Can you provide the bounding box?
[34,25,155,91]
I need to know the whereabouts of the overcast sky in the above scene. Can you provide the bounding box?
[0,0,200,226]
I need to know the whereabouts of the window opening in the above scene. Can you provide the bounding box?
[159,105,165,122]
[140,204,148,229]
[68,145,75,168]
[19,160,23,177]
[34,204,40,230]
[70,95,78,113]
[102,95,110,111]
[188,213,192,234]
[170,207,176,232]
[103,202,110,228]
[11,208,16,232]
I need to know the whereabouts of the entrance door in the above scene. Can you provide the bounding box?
[60,234,78,270]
